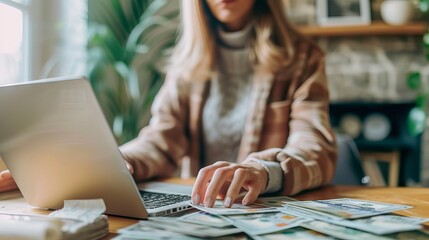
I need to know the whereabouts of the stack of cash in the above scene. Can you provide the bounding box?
[0,199,109,240]
[49,199,109,240]
[115,197,429,240]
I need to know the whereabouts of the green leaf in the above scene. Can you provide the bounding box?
[423,32,429,47]
[87,0,179,144]
[416,94,427,109]
[420,0,429,13]
[407,107,426,136]
[113,115,124,138]
[407,72,421,90]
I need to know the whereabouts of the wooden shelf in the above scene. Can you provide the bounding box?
[298,21,428,37]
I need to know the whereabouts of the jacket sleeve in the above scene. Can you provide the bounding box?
[243,49,337,196]
[119,75,189,181]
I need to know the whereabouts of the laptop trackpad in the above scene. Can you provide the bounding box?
[137,182,193,195]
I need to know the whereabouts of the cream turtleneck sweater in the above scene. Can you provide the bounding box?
[202,24,253,168]
[202,24,282,194]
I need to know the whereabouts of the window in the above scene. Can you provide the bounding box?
[0,0,29,85]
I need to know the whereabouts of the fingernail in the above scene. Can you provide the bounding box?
[205,197,213,208]
[242,198,249,206]
[224,197,231,208]
[0,171,9,178]
[193,194,200,205]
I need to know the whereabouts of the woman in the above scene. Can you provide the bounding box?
[0,0,337,208]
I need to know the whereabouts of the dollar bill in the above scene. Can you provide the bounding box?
[280,206,427,235]
[281,205,425,235]
[193,200,277,215]
[178,211,232,228]
[253,227,335,240]
[287,198,411,219]
[390,229,429,240]
[146,217,242,238]
[117,222,200,240]
[346,215,424,235]
[366,215,428,225]
[113,236,196,240]
[224,212,307,235]
[254,196,297,207]
[280,205,344,221]
[301,220,394,240]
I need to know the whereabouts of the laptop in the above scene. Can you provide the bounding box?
[0,76,192,219]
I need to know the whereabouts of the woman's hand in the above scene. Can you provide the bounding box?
[0,170,18,192]
[124,160,134,175]
[191,161,268,208]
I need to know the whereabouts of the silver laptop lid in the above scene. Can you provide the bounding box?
[0,77,148,219]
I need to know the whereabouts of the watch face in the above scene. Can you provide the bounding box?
[363,113,391,141]
[339,114,362,138]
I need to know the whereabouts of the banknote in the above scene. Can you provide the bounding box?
[391,229,429,240]
[287,198,411,219]
[301,220,394,240]
[254,196,297,207]
[113,236,197,240]
[364,215,428,225]
[193,200,277,215]
[253,227,335,240]
[346,215,425,235]
[224,212,307,235]
[281,205,424,235]
[146,217,242,238]
[178,211,232,228]
[280,205,344,221]
[116,222,200,240]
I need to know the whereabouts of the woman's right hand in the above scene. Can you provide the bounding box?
[0,170,18,192]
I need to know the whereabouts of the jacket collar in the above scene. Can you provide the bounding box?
[237,70,274,162]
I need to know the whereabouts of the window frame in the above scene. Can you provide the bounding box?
[0,0,30,82]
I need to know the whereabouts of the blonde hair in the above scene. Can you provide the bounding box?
[170,0,303,81]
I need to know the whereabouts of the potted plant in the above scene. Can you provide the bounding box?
[87,0,179,144]
[406,0,429,135]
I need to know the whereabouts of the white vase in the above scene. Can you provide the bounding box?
[380,0,414,25]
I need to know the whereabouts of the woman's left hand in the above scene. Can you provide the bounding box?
[191,161,268,208]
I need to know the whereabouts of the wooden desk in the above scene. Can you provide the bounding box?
[108,179,429,235]
[1,178,428,239]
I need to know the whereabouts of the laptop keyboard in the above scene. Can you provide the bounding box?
[139,191,191,209]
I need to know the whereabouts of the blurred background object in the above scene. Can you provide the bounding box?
[284,0,428,187]
[87,0,179,144]
[283,0,317,26]
[1,0,429,186]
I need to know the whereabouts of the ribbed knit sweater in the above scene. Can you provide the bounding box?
[202,24,283,194]
[202,24,253,166]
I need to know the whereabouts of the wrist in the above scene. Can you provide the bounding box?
[243,160,269,191]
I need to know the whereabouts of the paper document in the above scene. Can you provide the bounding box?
[0,219,62,240]
[0,199,108,240]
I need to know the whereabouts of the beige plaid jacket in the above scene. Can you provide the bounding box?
[120,40,337,196]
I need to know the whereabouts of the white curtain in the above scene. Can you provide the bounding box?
[30,0,87,79]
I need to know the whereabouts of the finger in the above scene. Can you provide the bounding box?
[0,178,16,186]
[242,184,262,206]
[203,166,235,207]
[0,178,18,192]
[224,168,247,208]
[217,181,231,200]
[192,162,229,205]
[125,161,134,174]
[192,167,215,205]
[0,170,12,179]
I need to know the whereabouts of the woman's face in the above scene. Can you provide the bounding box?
[206,0,255,31]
